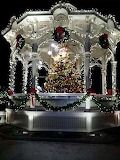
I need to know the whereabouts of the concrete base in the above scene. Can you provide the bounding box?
[6,109,120,133]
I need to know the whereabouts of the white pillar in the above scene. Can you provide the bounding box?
[84,52,91,92]
[32,59,37,89]
[101,68,107,95]
[101,56,107,95]
[22,62,28,94]
[9,56,17,91]
[111,61,117,96]
[30,94,36,108]
[84,33,91,92]
[35,72,39,90]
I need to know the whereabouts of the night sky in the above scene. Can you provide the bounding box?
[0,0,120,92]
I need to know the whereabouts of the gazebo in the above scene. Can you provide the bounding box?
[3,2,120,132]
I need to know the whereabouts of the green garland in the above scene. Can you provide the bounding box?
[0,91,8,99]
[35,93,89,111]
[0,92,15,112]
[0,90,119,113]
[92,96,118,113]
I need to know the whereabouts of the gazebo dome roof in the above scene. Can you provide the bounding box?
[1,2,120,65]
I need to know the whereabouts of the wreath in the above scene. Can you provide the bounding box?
[99,33,109,49]
[53,26,69,43]
[16,34,25,51]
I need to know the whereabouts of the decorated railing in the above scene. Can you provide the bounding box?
[0,90,120,113]
[35,93,89,111]
[92,95,118,113]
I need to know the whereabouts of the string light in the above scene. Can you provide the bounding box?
[48,51,52,55]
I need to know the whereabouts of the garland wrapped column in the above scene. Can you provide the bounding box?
[9,55,17,91]
[22,62,28,94]
[35,71,39,92]
[30,43,39,94]
[111,61,117,96]
[101,66,107,95]
[31,59,37,91]
[8,34,25,92]
[99,33,109,49]
[102,55,107,95]
[84,52,91,92]
[84,34,91,92]
[16,34,25,52]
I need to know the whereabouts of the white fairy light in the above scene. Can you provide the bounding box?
[48,50,52,55]
[38,61,43,70]
[51,43,58,51]
[51,43,56,48]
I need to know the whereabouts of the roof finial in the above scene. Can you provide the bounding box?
[58,1,62,8]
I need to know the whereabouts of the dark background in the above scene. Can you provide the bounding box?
[0,0,120,93]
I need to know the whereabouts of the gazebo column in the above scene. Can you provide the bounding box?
[35,72,39,90]
[84,33,91,92]
[74,54,80,73]
[111,61,117,96]
[101,67,107,95]
[101,56,107,95]
[9,56,17,91]
[32,58,37,90]
[84,52,91,92]
[22,62,28,94]
[31,43,38,91]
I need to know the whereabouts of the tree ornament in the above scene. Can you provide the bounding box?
[99,33,109,49]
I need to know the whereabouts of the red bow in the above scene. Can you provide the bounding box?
[55,26,65,34]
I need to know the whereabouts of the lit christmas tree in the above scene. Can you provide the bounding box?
[44,47,83,93]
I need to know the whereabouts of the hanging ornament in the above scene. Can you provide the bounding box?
[99,33,109,49]
[53,26,70,43]
[16,34,25,51]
